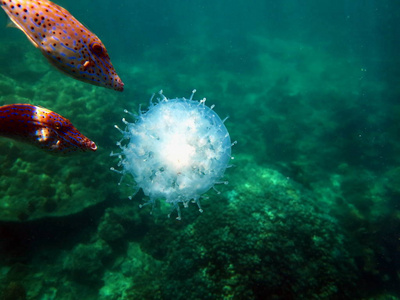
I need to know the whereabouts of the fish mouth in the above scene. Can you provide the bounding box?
[116,81,124,92]
[88,141,97,151]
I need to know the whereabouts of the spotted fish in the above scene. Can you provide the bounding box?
[1,0,124,91]
[0,104,97,154]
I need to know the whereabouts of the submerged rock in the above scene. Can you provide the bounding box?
[152,155,359,299]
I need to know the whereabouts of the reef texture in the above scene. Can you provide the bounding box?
[0,155,365,299]
[0,4,399,298]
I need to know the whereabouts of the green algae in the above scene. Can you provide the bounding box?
[0,1,399,298]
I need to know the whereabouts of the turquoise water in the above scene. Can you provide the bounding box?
[0,0,399,299]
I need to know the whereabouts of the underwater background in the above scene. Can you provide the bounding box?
[0,0,399,299]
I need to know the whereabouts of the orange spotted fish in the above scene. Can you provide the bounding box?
[0,104,97,154]
[1,0,124,91]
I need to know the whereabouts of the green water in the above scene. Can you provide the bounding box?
[0,0,399,299]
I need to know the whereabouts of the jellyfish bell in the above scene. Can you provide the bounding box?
[111,90,233,220]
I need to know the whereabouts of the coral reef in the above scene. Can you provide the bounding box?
[0,1,399,298]
[63,240,112,283]
[0,281,27,300]
[154,156,359,299]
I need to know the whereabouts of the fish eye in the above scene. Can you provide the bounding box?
[91,43,104,55]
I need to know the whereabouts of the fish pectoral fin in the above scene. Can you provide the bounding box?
[6,19,18,29]
[4,12,39,48]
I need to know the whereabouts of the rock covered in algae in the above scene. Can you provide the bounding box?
[84,155,360,299]
[63,239,112,284]
[0,155,361,299]
[150,155,359,299]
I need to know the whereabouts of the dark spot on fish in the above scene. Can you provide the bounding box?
[23,8,27,12]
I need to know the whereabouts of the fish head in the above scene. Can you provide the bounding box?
[77,40,124,92]
[46,114,97,153]
[0,103,97,154]
[38,21,125,92]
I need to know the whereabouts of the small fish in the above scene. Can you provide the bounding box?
[0,104,97,154]
[1,0,124,91]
